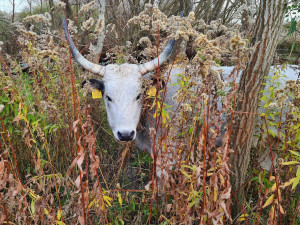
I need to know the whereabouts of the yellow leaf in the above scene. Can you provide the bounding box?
[103,195,112,206]
[147,86,157,97]
[279,204,285,214]
[278,188,281,202]
[270,206,275,220]
[88,198,96,209]
[281,178,296,188]
[44,208,49,215]
[238,214,248,222]
[181,170,191,179]
[281,161,300,166]
[271,183,277,192]
[263,194,274,208]
[219,174,225,185]
[214,188,217,202]
[92,89,102,99]
[117,192,122,207]
[57,209,62,220]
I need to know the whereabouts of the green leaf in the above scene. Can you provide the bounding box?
[297,166,300,177]
[281,161,300,166]
[31,199,35,214]
[268,129,276,138]
[290,150,300,157]
[292,177,300,190]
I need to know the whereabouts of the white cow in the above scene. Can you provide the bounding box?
[63,16,300,182]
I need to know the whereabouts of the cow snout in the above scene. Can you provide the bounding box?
[117,131,135,142]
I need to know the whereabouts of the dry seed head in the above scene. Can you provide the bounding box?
[57,1,66,9]
[82,18,95,31]
[48,36,54,48]
[188,12,195,21]
[94,19,103,34]
[79,1,96,13]
[268,102,278,108]
[195,34,208,46]
[19,29,37,39]
[37,50,59,57]
[23,13,51,26]
[67,19,77,34]
[287,102,296,113]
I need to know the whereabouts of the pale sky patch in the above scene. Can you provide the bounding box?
[0,0,30,13]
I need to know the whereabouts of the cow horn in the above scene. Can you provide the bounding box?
[138,11,183,75]
[63,15,105,76]
[138,39,176,75]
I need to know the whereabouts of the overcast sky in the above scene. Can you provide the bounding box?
[0,0,29,13]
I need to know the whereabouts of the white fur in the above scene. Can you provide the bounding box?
[102,64,143,141]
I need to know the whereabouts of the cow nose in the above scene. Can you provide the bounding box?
[117,131,135,142]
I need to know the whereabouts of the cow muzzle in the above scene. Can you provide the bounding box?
[117,130,135,142]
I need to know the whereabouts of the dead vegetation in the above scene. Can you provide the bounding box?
[0,1,300,224]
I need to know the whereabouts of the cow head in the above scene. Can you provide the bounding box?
[63,16,176,142]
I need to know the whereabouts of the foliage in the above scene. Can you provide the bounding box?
[0,1,299,225]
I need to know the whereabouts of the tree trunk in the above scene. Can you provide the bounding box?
[230,0,287,217]
[48,0,55,28]
[92,0,106,63]
[209,0,226,21]
[11,0,15,23]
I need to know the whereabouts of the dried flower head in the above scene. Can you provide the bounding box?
[79,1,96,13]
[82,18,95,31]
[94,18,103,34]
[19,29,37,39]
[23,13,51,26]
[57,1,66,9]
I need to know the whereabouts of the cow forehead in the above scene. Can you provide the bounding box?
[103,63,142,96]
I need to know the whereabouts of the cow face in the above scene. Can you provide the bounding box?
[86,63,143,142]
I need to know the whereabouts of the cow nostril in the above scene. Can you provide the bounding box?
[117,131,123,140]
[117,131,135,142]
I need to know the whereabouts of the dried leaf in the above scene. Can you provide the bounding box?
[221,187,231,199]
[270,205,275,220]
[263,194,274,208]
[281,178,296,188]
[271,183,277,192]
[279,204,285,214]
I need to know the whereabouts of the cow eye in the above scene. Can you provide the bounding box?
[136,94,141,101]
[106,95,112,102]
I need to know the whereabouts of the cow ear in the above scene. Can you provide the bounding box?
[82,79,105,94]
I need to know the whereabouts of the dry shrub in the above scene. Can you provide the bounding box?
[1,3,299,225]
